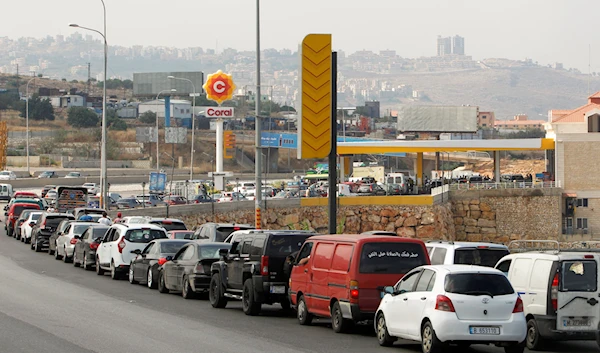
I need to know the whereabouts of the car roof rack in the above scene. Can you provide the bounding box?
[426,240,454,244]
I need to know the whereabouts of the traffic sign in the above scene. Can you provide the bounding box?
[202,70,236,105]
[298,34,332,159]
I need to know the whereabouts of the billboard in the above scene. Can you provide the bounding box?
[397,105,478,133]
[165,127,187,144]
[133,72,204,97]
[136,127,157,143]
[149,172,167,192]
[261,132,298,149]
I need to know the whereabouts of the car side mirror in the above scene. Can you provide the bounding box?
[131,249,142,255]
[74,235,81,240]
[166,255,173,261]
[383,286,395,295]
[219,248,229,257]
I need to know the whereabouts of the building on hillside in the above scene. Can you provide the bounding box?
[437,36,452,56]
[50,94,86,108]
[364,101,380,118]
[138,99,192,120]
[452,35,465,55]
[477,111,495,129]
[546,91,600,235]
[494,114,545,132]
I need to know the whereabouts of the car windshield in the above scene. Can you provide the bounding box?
[453,248,510,267]
[13,205,38,216]
[445,273,514,296]
[171,231,193,239]
[266,234,312,257]
[31,213,42,221]
[198,244,231,259]
[159,241,190,254]
[0,171,9,176]
[215,226,253,242]
[561,260,597,292]
[150,221,187,231]
[124,229,167,243]
[359,242,428,274]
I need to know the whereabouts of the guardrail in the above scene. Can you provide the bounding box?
[448,181,561,191]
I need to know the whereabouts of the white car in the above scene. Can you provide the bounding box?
[55,221,97,263]
[375,265,526,353]
[82,183,99,195]
[65,172,81,178]
[426,241,510,267]
[121,216,151,224]
[0,170,17,180]
[95,224,168,280]
[21,211,43,243]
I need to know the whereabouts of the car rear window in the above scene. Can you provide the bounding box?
[215,226,253,242]
[13,205,39,216]
[561,260,597,292]
[159,241,190,254]
[47,216,74,227]
[125,229,167,243]
[359,242,428,274]
[73,224,92,235]
[445,273,514,296]
[453,248,510,267]
[266,234,312,257]
[197,244,232,259]
[31,213,42,221]
[150,221,187,231]
[171,231,193,239]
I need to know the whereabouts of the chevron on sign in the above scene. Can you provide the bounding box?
[299,33,332,159]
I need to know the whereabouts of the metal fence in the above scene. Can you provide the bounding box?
[448,181,561,191]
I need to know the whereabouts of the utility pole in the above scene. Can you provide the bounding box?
[254,0,262,229]
[87,62,91,94]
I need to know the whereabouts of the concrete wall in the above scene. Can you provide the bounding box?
[7,156,41,167]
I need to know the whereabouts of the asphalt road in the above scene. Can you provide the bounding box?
[0,228,597,353]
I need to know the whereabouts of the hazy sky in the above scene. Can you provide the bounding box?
[2,0,599,72]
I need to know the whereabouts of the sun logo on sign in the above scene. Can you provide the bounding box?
[203,70,236,105]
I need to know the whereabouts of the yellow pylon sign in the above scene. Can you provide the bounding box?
[298,34,332,159]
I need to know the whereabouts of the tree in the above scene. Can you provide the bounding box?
[193,94,218,107]
[105,109,127,130]
[139,111,156,124]
[280,105,296,113]
[0,92,20,110]
[67,106,99,128]
[18,94,55,121]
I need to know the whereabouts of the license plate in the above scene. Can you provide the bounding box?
[469,326,500,335]
[563,319,590,327]
[270,286,285,294]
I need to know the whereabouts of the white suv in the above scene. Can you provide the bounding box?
[376,265,526,353]
[96,223,167,280]
[426,241,509,267]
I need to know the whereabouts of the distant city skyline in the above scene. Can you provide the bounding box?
[0,0,598,73]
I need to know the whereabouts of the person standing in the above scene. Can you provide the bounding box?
[98,212,112,226]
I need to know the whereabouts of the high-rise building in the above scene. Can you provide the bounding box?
[437,36,452,56]
[453,35,465,55]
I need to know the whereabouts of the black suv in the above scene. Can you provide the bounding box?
[30,212,75,252]
[209,230,315,316]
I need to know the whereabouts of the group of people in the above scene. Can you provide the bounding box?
[78,211,123,226]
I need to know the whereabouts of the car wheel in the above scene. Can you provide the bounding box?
[157,270,168,293]
[63,247,71,263]
[96,257,105,275]
[182,275,195,299]
[331,301,352,333]
[147,268,157,289]
[129,264,138,284]
[376,312,396,346]
[7,227,12,237]
[209,273,227,308]
[54,246,62,260]
[297,295,313,325]
[504,345,525,353]
[73,251,80,267]
[421,321,444,353]
[34,240,41,253]
[110,261,120,280]
[83,253,91,270]
[242,278,261,316]
[30,239,35,250]
[526,318,546,351]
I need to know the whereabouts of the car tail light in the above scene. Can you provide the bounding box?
[513,297,524,313]
[29,222,35,227]
[584,255,594,259]
[89,242,99,250]
[195,262,204,274]
[70,238,78,245]
[40,219,46,229]
[117,238,126,253]
[477,246,489,249]
[350,280,359,301]
[158,257,168,266]
[435,295,456,312]
[551,272,559,312]
[260,256,269,276]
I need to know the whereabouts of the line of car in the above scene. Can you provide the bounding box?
[5,211,600,353]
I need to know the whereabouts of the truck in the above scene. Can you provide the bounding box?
[55,186,89,214]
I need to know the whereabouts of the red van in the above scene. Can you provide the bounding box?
[5,203,41,237]
[289,234,429,333]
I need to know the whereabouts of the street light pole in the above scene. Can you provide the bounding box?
[254,0,262,229]
[25,77,35,177]
[69,17,107,209]
[155,89,176,171]
[168,76,197,180]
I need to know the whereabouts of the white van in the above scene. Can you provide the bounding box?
[0,184,13,201]
[386,173,408,194]
[426,240,510,267]
[495,240,600,350]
